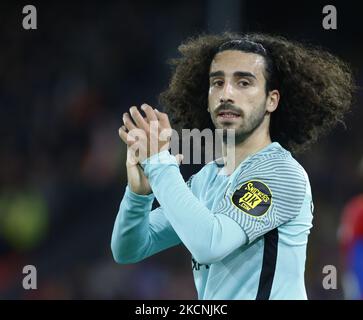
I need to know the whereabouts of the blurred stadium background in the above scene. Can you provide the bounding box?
[0,0,362,299]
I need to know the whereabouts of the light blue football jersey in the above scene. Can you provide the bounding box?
[111,142,314,300]
[187,142,313,299]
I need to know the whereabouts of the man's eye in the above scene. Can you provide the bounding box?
[212,80,224,87]
[238,81,250,87]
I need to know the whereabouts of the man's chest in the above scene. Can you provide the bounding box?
[198,174,233,211]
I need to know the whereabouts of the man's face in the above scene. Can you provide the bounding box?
[208,50,270,143]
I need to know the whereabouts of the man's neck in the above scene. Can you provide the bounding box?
[222,125,272,176]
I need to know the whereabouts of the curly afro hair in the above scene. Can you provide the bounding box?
[159,32,355,154]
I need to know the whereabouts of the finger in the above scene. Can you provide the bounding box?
[141,103,158,123]
[118,126,129,145]
[129,106,149,131]
[119,125,138,147]
[123,112,137,131]
[154,109,171,128]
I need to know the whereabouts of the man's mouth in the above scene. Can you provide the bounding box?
[217,110,241,119]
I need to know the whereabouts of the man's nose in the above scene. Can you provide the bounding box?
[219,82,235,104]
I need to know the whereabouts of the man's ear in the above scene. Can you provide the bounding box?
[266,90,280,113]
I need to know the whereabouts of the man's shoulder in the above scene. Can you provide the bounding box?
[247,142,292,167]
[237,143,308,186]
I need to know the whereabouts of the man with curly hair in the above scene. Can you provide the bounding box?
[111,33,354,299]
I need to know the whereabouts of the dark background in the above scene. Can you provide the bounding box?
[0,0,362,299]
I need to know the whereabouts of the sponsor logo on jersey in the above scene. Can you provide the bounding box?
[231,180,272,217]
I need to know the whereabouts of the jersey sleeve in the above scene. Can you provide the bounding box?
[141,151,247,265]
[216,158,307,244]
[111,173,197,264]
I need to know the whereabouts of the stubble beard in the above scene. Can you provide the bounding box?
[220,102,267,146]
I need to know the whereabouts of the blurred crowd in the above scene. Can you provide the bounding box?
[0,1,362,299]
